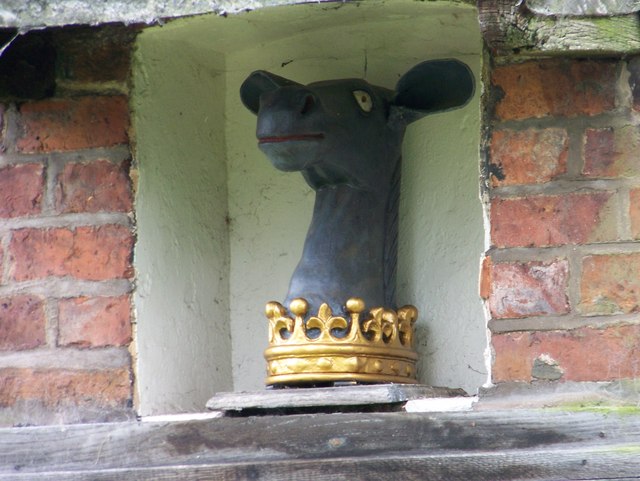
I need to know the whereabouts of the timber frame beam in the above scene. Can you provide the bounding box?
[2,408,640,480]
[478,0,640,58]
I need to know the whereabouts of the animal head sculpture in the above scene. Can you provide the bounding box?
[241,60,474,314]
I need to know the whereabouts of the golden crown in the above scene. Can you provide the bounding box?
[264,297,418,386]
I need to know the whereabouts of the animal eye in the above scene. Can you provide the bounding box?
[352,90,373,113]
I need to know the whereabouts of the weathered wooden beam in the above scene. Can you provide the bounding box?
[478,0,640,57]
[3,447,640,481]
[526,0,640,16]
[2,409,640,480]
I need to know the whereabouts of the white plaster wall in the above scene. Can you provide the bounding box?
[131,0,486,414]
[399,102,486,391]
[131,39,233,415]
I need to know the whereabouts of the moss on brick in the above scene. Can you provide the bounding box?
[548,401,640,416]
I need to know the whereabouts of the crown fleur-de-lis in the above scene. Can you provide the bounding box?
[264,297,419,386]
[306,303,348,342]
[398,305,418,347]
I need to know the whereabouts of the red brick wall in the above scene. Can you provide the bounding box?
[0,26,137,425]
[483,58,640,384]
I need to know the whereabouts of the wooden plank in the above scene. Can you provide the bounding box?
[478,0,640,57]
[3,444,640,480]
[526,0,640,16]
[530,15,640,54]
[206,384,466,412]
[1,409,640,480]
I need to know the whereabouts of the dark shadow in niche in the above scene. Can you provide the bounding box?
[0,29,56,100]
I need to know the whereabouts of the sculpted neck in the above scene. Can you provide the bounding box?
[311,184,388,242]
[285,168,399,313]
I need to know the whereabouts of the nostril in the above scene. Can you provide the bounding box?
[300,94,316,115]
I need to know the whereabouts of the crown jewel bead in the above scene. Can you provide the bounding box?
[289,298,309,317]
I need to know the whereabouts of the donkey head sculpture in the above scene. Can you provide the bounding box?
[241,60,474,314]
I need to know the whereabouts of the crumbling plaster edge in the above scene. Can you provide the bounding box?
[0,0,310,30]
[0,0,466,31]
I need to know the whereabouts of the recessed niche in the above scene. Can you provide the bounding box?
[132,0,485,416]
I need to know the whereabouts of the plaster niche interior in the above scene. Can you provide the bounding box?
[131,0,485,416]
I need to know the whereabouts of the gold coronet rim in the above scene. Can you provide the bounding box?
[265,372,419,385]
[265,343,418,360]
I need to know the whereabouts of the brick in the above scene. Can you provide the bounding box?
[0,163,44,218]
[627,56,640,111]
[54,25,136,85]
[631,189,640,239]
[579,253,640,315]
[16,96,129,153]
[492,325,640,382]
[55,159,132,213]
[584,127,640,178]
[487,260,569,319]
[489,128,568,186]
[68,226,134,280]
[531,354,563,381]
[0,296,45,350]
[492,59,616,120]
[9,228,72,281]
[0,368,131,408]
[490,192,616,248]
[58,296,131,347]
[480,256,492,300]
[9,225,133,282]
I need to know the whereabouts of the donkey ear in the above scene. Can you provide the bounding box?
[391,59,475,125]
[240,70,302,114]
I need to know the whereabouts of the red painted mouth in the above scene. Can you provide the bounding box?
[258,133,324,144]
